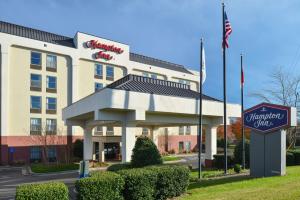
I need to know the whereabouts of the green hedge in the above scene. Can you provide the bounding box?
[107,163,132,172]
[16,182,68,200]
[288,149,300,165]
[75,171,124,200]
[286,152,295,166]
[146,165,189,200]
[213,154,234,169]
[118,168,157,200]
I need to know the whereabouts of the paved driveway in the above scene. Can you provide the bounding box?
[0,167,78,200]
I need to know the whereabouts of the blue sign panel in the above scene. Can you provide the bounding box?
[244,103,290,133]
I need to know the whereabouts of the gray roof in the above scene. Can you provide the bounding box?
[130,53,193,74]
[0,21,75,48]
[107,74,220,101]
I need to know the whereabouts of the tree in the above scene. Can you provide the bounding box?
[131,136,162,167]
[251,67,300,149]
[231,118,251,140]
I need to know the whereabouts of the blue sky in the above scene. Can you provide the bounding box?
[1,0,299,108]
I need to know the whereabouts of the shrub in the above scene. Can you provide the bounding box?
[118,168,157,200]
[73,139,83,159]
[107,163,132,172]
[234,140,250,168]
[147,165,189,200]
[286,152,295,166]
[131,136,162,167]
[213,154,234,169]
[234,164,241,173]
[16,182,68,200]
[288,149,300,165]
[75,171,124,200]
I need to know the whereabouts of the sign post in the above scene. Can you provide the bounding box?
[244,103,297,177]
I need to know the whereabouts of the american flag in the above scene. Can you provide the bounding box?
[223,12,232,48]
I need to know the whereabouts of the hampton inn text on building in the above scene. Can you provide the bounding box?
[0,21,240,165]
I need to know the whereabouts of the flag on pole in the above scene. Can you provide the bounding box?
[241,64,244,87]
[223,12,232,48]
[201,47,206,84]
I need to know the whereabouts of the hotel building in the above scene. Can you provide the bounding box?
[0,21,240,165]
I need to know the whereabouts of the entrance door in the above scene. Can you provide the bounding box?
[104,143,120,161]
[179,142,184,153]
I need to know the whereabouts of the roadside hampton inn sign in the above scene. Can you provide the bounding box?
[244,102,296,177]
[244,103,290,133]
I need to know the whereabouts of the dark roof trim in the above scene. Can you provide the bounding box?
[0,21,75,48]
[130,53,193,75]
[107,74,221,102]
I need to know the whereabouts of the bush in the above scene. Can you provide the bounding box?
[73,139,83,159]
[131,136,162,167]
[16,182,68,200]
[30,163,79,173]
[107,163,132,172]
[288,149,300,165]
[234,140,250,168]
[75,171,124,200]
[286,152,295,166]
[213,154,234,169]
[147,165,189,200]
[118,168,157,200]
[234,164,241,173]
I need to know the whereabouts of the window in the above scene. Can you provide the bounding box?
[95,126,103,135]
[106,126,114,135]
[31,96,41,110]
[95,64,103,78]
[95,83,103,92]
[30,74,41,89]
[30,118,41,135]
[142,127,149,136]
[31,52,41,65]
[30,146,41,162]
[46,76,57,90]
[179,79,190,86]
[46,119,57,134]
[142,72,149,77]
[46,97,56,110]
[179,126,184,135]
[106,66,114,80]
[186,126,191,135]
[151,74,157,79]
[47,146,57,162]
[185,141,191,152]
[46,55,57,69]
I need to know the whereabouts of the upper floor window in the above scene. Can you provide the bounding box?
[95,64,103,78]
[142,72,149,77]
[95,126,103,135]
[186,126,191,135]
[30,118,41,135]
[46,97,57,111]
[95,83,103,92]
[106,66,114,80]
[47,76,57,90]
[31,52,41,66]
[150,74,157,79]
[179,126,184,135]
[31,96,41,110]
[46,55,57,69]
[179,79,190,86]
[30,74,41,90]
[46,119,57,134]
[142,127,149,136]
[106,126,114,136]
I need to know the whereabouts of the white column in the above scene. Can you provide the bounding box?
[83,128,93,161]
[1,44,9,136]
[205,126,217,160]
[121,123,136,163]
[99,141,105,162]
[150,126,159,146]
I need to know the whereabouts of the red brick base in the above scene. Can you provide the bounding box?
[0,135,83,165]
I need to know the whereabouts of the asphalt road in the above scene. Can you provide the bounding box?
[0,167,78,200]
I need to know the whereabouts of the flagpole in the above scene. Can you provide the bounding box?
[198,38,204,179]
[222,2,228,175]
[241,53,245,169]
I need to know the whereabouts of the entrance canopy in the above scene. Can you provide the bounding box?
[63,74,241,128]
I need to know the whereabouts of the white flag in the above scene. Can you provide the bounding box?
[201,47,206,84]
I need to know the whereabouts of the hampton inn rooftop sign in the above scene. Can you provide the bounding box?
[85,40,124,60]
[243,103,291,133]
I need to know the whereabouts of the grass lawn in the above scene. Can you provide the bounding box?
[162,155,181,162]
[181,166,300,200]
[190,168,246,179]
[30,163,79,173]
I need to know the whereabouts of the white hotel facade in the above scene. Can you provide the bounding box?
[0,21,240,165]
